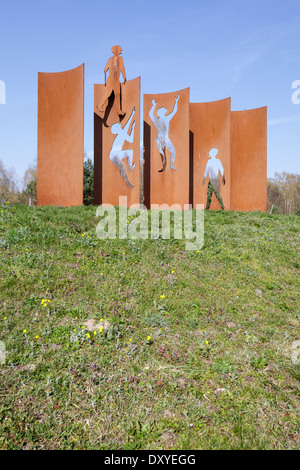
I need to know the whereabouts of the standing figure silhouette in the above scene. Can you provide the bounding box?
[202,148,225,186]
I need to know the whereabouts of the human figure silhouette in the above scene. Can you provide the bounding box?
[97,45,126,118]
[202,148,225,186]
[149,95,180,172]
[109,107,136,188]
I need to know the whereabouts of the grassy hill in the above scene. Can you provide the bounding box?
[0,204,299,450]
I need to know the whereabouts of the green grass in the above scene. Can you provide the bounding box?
[0,204,299,450]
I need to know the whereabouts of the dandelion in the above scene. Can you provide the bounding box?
[23,329,27,333]
[73,328,77,332]
[205,340,209,345]
[147,336,151,341]
[100,318,104,322]
[100,273,103,276]
[129,338,132,342]
[35,335,39,339]
[3,317,7,320]
[160,295,165,299]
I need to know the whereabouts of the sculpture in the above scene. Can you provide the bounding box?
[97,45,126,119]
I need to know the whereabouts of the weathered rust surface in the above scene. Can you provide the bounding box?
[94,77,140,207]
[37,64,84,206]
[230,107,267,212]
[143,88,190,208]
[189,98,231,210]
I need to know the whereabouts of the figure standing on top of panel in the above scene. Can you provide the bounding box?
[109,107,136,188]
[97,45,126,119]
[149,94,180,172]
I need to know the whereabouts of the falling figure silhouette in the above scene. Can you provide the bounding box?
[149,94,180,172]
[109,107,136,188]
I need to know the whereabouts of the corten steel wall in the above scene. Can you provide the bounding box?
[230,107,267,212]
[189,98,231,210]
[94,77,140,207]
[144,88,190,208]
[37,64,84,206]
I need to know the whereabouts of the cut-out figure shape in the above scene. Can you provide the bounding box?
[149,95,180,172]
[97,45,126,119]
[202,148,225,186]
[109,107,136,188]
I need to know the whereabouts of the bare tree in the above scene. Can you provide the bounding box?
[267,172,300,214]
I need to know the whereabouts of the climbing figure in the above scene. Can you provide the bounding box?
[149,95,180,172]
[109,107,136,188]
[97,45,126,119]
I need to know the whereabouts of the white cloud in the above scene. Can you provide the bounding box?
[267,115,300,126]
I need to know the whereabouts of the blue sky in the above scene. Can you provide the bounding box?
[0,0,300,187]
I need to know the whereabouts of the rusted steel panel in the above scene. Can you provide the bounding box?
[94,77,141,207]
[189,98,231,210]
[37,64,84,206]
[143,88,190,208]
[230,107,267,212]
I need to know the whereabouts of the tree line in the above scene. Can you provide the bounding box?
[0,157,299,215]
